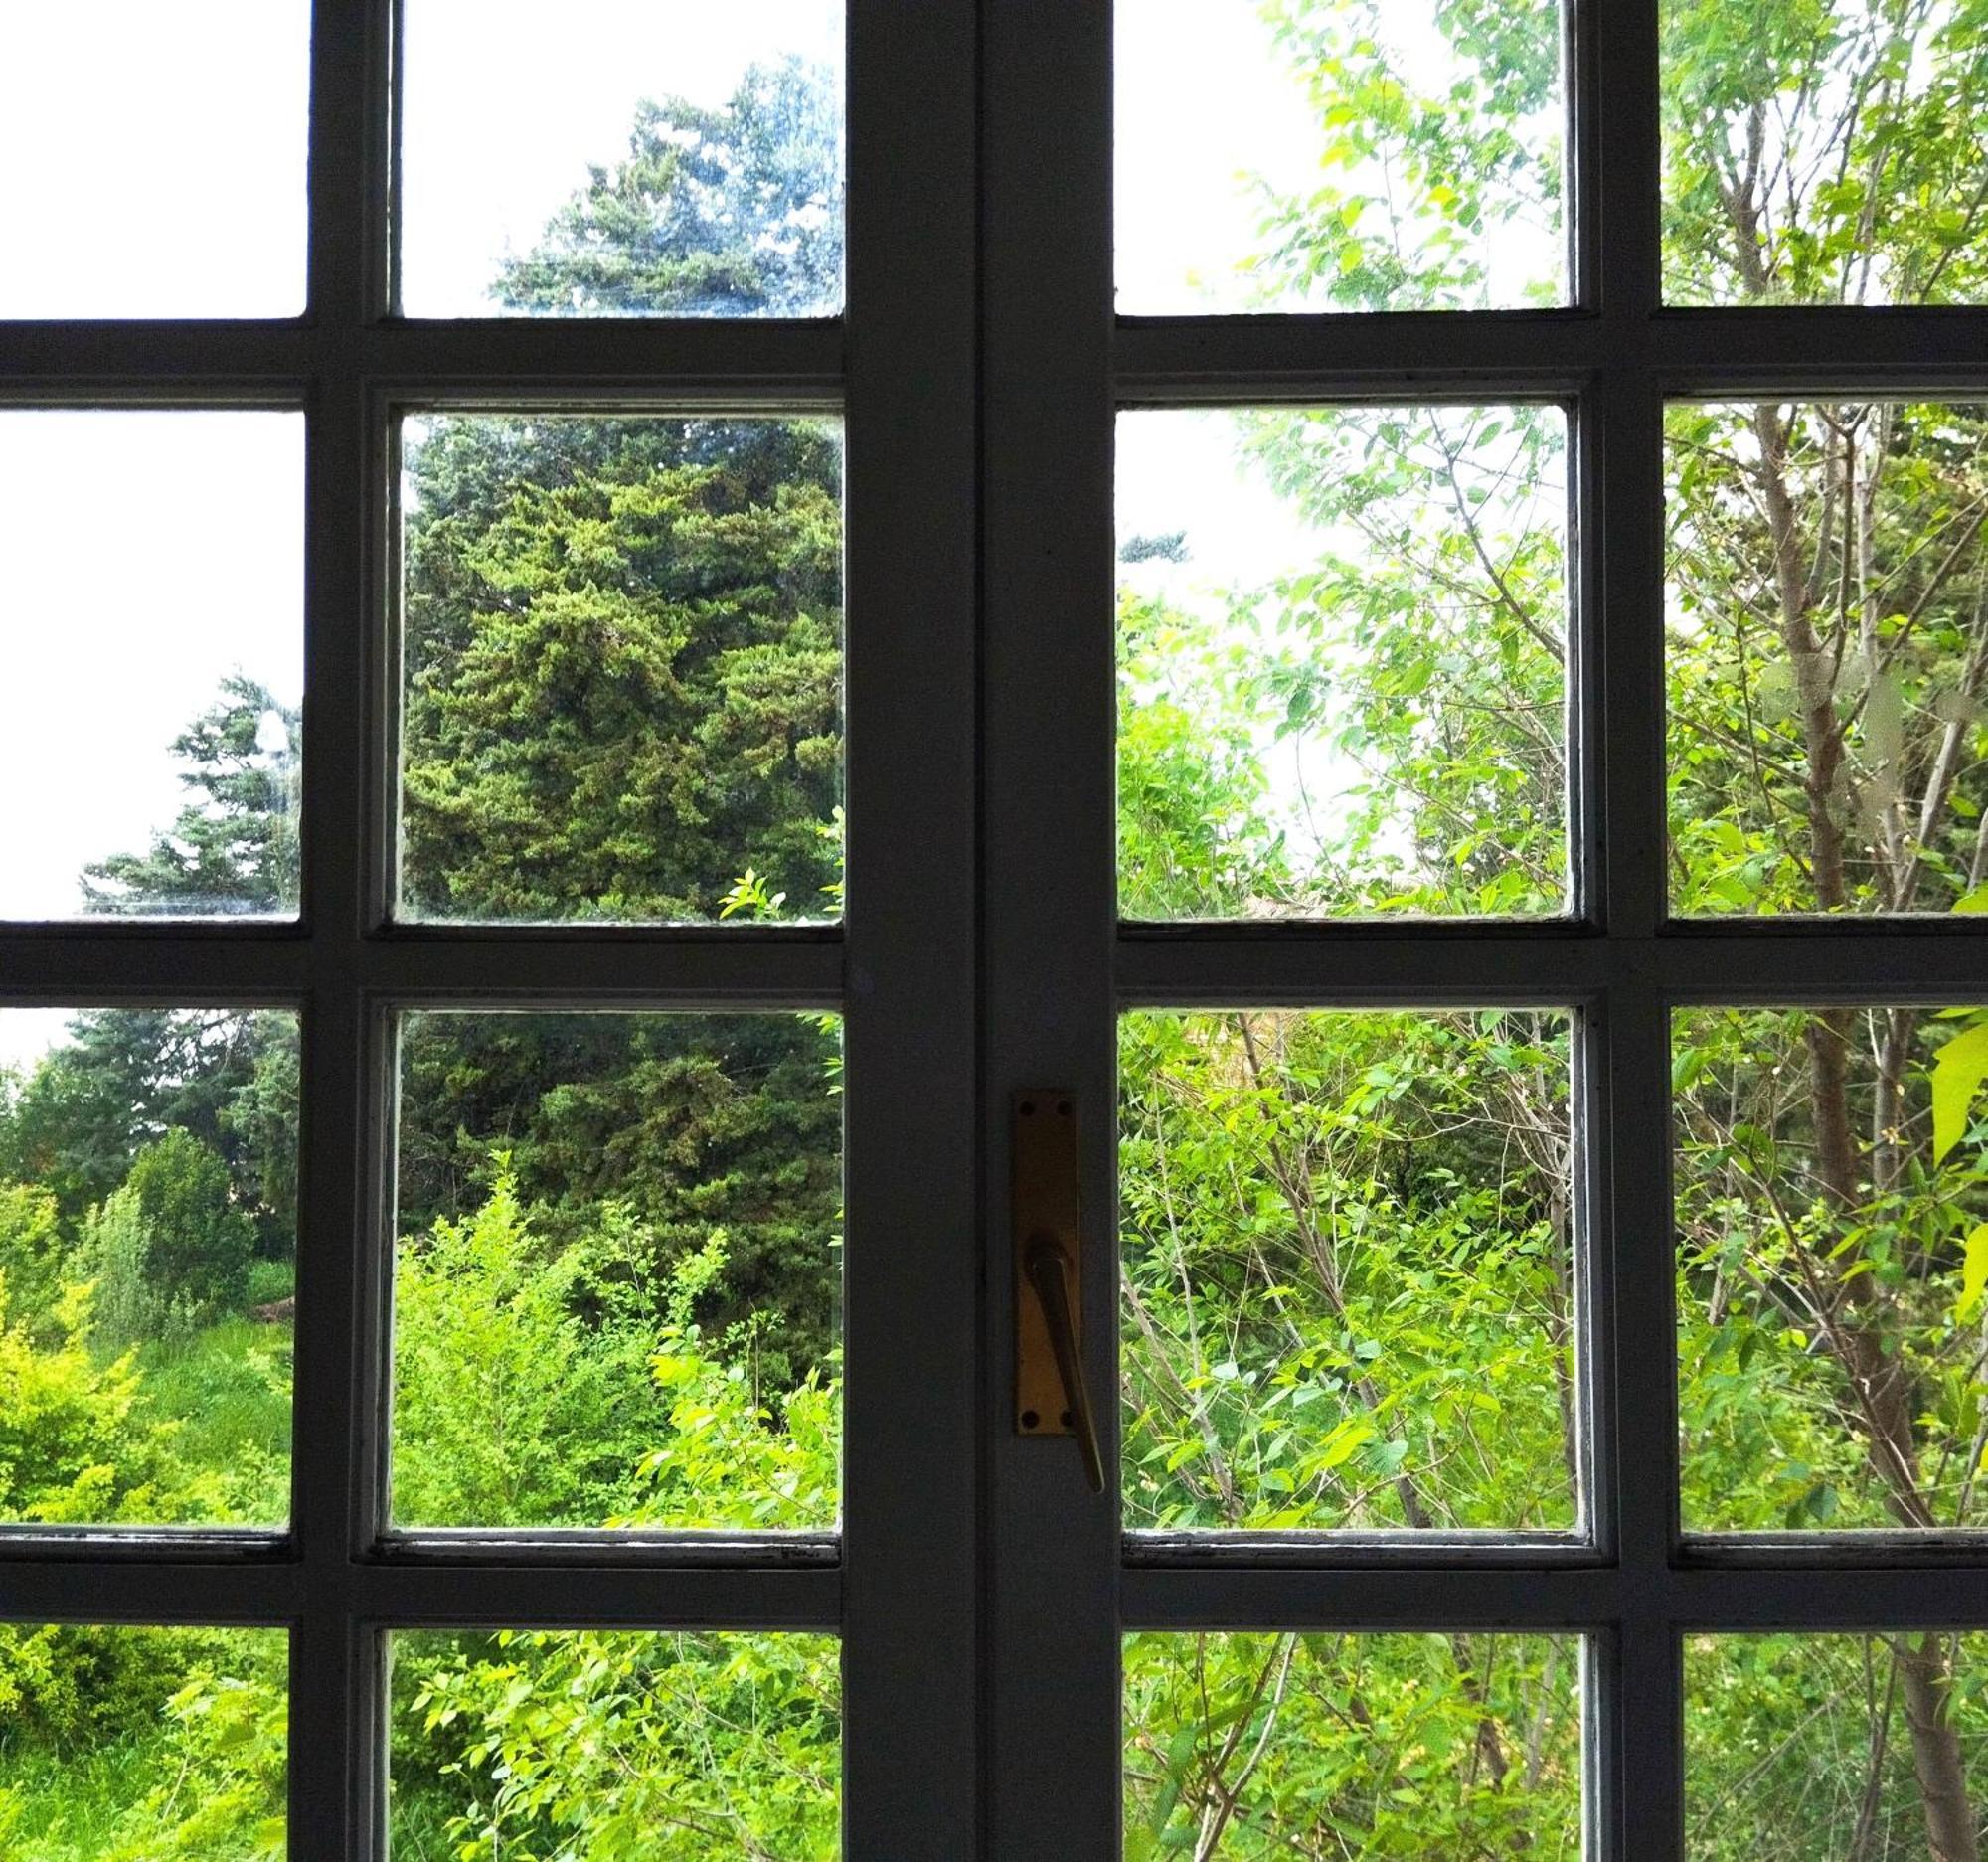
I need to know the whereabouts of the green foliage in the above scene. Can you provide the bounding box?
[400,424,843,924]
[391,1169,664,1527]
[1124,1631,1579,1859]
[79,676,298,917]
[493,59,843,318]
[1120,1011,1574,1532]
[120,1128,257,1326]
[399,1630,840,1861]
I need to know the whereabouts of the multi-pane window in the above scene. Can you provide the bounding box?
[1088,0,1988,1855]
[3,0,1986,1856]
[0,5,978,1857]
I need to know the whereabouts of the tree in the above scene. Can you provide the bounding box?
[81,676,298,918]
[492,58,842,319]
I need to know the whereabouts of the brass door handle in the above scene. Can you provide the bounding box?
[1026,1235,1105,1493]
[1013,1089,1106,1495]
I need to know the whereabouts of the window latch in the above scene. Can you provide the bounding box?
[1013,1091,1104,1493]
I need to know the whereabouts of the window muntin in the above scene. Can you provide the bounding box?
[397,0,846,319]
[0,2,309,320]
[0,410,304,922]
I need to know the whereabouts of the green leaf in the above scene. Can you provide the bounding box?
[1931,1022,1988,1164]
[1959,1223,1988,1323]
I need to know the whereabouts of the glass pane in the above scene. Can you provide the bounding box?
[1118,406,1570,921]
[1687,1633,1988,1859]
[1676,1005,1988,1532]
[1667,399,1988,917]
[1121,1011,1576,1531]
[0,412,303,921]
[400,0,844,318]
[1662,1,1988,306]
[1125,1632,1581,1857]
[0,4,307,319]
[0,1007,298,1529]
[390,1629,840,1858]
[397,415,843,925]
[391,1011,841,1530]
[0,1624,287,1859]
[1116,0,1568,314]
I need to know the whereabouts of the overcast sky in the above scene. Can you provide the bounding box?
[0,1,1522,1067]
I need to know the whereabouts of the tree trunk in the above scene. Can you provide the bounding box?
[1740,368,1979,1853]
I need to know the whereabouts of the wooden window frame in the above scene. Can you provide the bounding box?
[3,1,1986,1856]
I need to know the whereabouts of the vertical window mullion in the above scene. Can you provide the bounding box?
[1585,1,1679,1855]
[294,2,392,1855]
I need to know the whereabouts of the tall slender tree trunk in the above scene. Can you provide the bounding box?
[1749,407,1980,1860]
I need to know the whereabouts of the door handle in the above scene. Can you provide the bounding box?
[1013,1090,1106,1494]
[1026,1234,1105,1492]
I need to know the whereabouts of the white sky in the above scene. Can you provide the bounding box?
[0,1,1527,1066]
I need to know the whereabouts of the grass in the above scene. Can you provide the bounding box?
[0,1724,177,1862]
[125,1317,294,1524]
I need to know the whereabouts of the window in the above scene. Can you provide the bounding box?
[2,2,1985,1857]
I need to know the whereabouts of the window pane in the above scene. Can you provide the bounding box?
[1121,1011,1576,1531]
[0,412,303,921]
[1667,400,1988,917]
[1687,1633,1987,1859]
[0,1007,298,1530]
[399,1,844,318]
[1118,407,1569,921]
[390,1012,841,1531]
[0,1624,287,1858]
[390,1629,840,1858]
[1676,1005,1988,1532]
[0,4,307,319]
[1125,1632,1581,1857]
[1662,1,1988,306]
[397,415,843,925]
[1116,0,1568,314]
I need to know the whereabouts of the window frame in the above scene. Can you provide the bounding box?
[0,1,979,1856]
[4,0,1987,1856]
[982,0,1988,1856]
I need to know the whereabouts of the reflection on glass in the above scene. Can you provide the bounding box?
[0,412,303,921]
[1686,1633,1987,1860]
[0,1007,298,1530]
[1117,406,1569,920]
[0,1625,287,1859]
[391,1012,841,1531]
[1675,1005,1988,1533]
[1115,0,1567,313]
[1125,1632,1581,1858]
[1662,0,1988,306]
[391,1630,841,1858]
[0,3,307,318]
[398,415,844,925]
[399,0,844,318]
[1666,400,1988,918]
[1120,1010,1576,1531]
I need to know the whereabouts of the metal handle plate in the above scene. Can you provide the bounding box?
[1013,1089,1104,1492]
